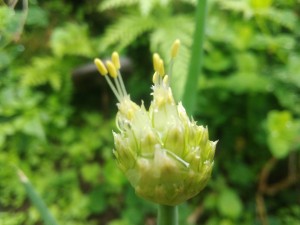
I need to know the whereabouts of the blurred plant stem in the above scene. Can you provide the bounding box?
[18,169,59,225]
[158,205,178,225]
[182,0,207,115]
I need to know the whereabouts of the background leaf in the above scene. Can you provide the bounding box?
[217,188,243,219]
[266,111,300,158]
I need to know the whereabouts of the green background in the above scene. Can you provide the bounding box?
[1,0,300,224]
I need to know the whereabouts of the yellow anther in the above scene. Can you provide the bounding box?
[153,53,161,72]
[152,72,159,84]
[106,61,118,78]
[171,39,181,58]
[163,75,169,86]
[94,58,108,76]
[158,59,165,76]
[112,51,121,70]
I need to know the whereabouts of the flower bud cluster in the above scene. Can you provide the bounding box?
[94,40,216,205]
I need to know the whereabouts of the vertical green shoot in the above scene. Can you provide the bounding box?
[182,0,208,115]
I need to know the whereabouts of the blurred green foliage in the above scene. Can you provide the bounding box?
[266,111,300,158]
[0,0,300,224]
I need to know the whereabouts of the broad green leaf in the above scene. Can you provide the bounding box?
[0,50,12,69]
[26,6,48,27]
[266,110,299,158]
[204,49,232,72]
[103,160,126,189]
[284,55,300,88]
[204,193,218,210]
[0,6,21,47]
[22,115,46,141]
[80,163,101,185]
[217,188,243,219]
[88,187,107,213]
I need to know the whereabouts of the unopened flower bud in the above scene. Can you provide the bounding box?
[94,41,217,206]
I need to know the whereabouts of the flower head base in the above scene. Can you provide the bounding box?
[94,40,216,206]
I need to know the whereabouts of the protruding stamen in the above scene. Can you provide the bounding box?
[106,61,118,78]
[158,59,165,76]
[112,52,121,70]
[153,53,161,72]
[94,58,108,76]
[171,39,181,58]
[111,51,127,97]
[104,75,122,102]
[107,60,124,98]
[117,71,127,96]
[94,58,122,101]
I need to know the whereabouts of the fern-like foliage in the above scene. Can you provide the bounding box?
[21,57,63,91]
[178,0,197,5]
[98,0,139,11]
[138,0,157,16]
[217,0,297,30]
[216,0,253,17]
[265,8,297,30]
[99,0,176,15]
[98,13,156,52]
[50,23,94,58]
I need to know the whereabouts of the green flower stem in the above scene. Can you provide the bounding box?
[158,204,178,225]
[182,0,208,115]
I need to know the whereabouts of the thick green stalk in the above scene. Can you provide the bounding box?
[158,205,178,225]
[182,0,208,115]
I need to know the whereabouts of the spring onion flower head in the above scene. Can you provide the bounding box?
[94,40,216,206]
